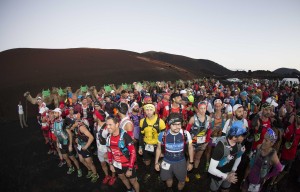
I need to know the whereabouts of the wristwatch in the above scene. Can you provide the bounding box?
[189,161,194,165]
[128,168,133,171]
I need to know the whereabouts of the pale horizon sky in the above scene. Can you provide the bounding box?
[1,0,299,71]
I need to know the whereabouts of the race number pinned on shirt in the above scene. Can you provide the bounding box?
[145,144,154,152]
[197,136,206,144]
[161,161,170,170]
[77,144,82,151]
[248,183,260,192]
[211,137,218,144]
[113,160,122,170]
[99,144,107,152]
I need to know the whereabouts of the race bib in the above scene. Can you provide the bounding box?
[145,144,154,152]
[248,183,260,192]
[99,144,107,152]
[113,160,122,169]
[77,144,82,151]
[161,161,171,170]
[197,136,206,144]
[212,137,218,144]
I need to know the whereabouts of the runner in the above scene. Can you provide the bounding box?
[106,117,140,192]
[52,108,82,177]
[18,101,28,128]
[139,103,166,182]
[241,128,282,192]
[208,121,247,192]
[117,103,134,139]
[186,101,211,180]
[155,113,194,192]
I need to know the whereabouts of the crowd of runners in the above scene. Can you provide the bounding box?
[24,78,300,192]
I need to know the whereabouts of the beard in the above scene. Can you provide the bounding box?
[236,114,243,120]
[132,108,139,113]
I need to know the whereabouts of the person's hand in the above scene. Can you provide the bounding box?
[126,169,132,177]
[226,172,238,184]
[138,148,143,155]
[187,163,193,171]
[155,163,160,171]
[82,146,87,151]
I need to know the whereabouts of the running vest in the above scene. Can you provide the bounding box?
[250,146,275,179]
[53,118,68,145]
[190,114,209,141]
[75,122,89,146]
[217,137,244,167]
[106,129,130,159]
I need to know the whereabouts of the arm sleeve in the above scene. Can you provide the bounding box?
[222,120,230,134]
[208,158,228,179]
[124,133,136,168]
[266,162,282,180]
[231,156,242,172]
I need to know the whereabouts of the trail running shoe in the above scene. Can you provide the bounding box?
[143,173,151,183]
[77,169,82,177]
[86,170,93,178]
[108,176,117,186]
[58,160,66,167]
[91,173,99,183]
[195,173,201,179]
[102,175,111,184]
[67,166,75,174]
[185,176,190,182]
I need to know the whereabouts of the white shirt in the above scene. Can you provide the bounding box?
[18,104,24,114]
[222,118,248,135]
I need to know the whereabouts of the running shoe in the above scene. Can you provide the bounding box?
[86,170,93,178]
[77,169,82,178]
[108,176,117,186]
[91,173,99,183]
[58,160,66,167]
[102,175,111,184]
[195,173,201,179]
[67,166,75,174]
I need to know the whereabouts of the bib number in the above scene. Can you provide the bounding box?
[99,144,107,152]
[145,144,154,152]
[113,160,122,169]
[161,161,171,170]
[77,144,82,151]
[197,136,206,144]
[248,183,260,192]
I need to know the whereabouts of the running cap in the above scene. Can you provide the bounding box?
[228,121,247,137]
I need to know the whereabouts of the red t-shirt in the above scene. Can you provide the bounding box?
[252,118,271,150]
[281,124,300,161]
[162,104,187,121]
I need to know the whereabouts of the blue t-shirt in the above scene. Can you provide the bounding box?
[158,129,191,163]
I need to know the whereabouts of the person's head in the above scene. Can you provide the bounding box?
[93,109,106,122]
[94,101,101,110]
[143,96,152,104]
[117,102,128,115]
[214,99,223,112]
[163,92,170,101]
[168,113,183,134]
[68,106,74,115]
[143,104,156,118]
[121,90,129,98]
[105,95,112,102]
[233,104,244,120]
[240,91,248,101]
[37,97,42,105]
[130,102,139,113]
[286,100,295,112]
[106,117,119,134]
[197,101,207,115]
[180,90,187,98]
[170,93,182,105]
[74,110,81,120]
[72,94,77,103]
[81,97,87,105]
[53,108,62,118]
[262,128,277,150]
[261,103,272,118]
[86,95,92,103]
[228,121,247,143]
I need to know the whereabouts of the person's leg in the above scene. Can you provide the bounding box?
[177,181,185,191]
[118,173,132,189]
[129,177,140,192]
[85,157,97,175]
[22,114,28,127]
[69,155,80,170]
[19,114,23,128]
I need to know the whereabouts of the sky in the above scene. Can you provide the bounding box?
[1,0,299,71]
